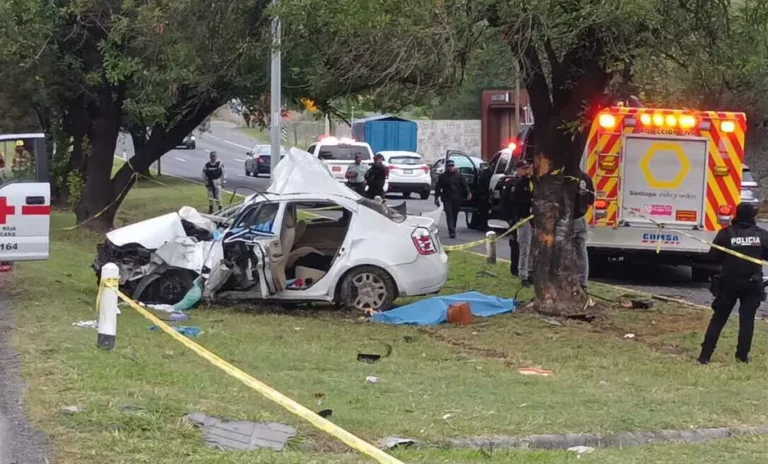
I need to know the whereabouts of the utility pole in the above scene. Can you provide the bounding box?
[269,0,281,175]
[514,60,521,133]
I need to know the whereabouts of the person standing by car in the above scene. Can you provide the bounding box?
[698,203,768,365]
[434,160,471,239]
[510,159,534,286]
[573,169,595,290]
[345,154,368,196]
[365,153,387,200]
[202,151,226,214]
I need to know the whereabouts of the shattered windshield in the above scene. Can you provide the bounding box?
[233,202,279,233]
[357,198,406,223]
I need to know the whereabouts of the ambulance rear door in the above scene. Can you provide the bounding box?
[0,134,51,262]
[619,134,708,228]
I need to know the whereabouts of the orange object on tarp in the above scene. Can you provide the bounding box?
[446,302,472,325]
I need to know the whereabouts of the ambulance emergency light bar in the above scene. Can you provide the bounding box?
[597,111,737,133]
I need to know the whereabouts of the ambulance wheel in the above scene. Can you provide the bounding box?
[691,267,712,283]
[420,190,430,200]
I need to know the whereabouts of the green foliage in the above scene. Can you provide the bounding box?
[66,170,84,210]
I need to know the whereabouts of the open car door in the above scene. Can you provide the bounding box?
[444,150,480,210]
[0,134,51,263]
[222,201,280,298]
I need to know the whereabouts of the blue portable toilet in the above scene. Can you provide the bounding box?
[351,115,418,154]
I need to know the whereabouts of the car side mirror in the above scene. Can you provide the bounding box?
[246,151,252,157]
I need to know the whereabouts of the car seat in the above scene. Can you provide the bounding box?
[270,208,299,291]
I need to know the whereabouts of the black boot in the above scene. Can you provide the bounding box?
[736,353,750,364]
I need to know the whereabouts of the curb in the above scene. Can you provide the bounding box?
[387,425,768,452]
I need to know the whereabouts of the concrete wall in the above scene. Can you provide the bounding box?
[416,120,481,163]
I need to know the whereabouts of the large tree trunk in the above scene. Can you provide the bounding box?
[73,90,224,231]
[531,126,585,316]
[74,86,125,232]
[510,27,611,315]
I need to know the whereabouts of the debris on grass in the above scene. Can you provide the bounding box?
[149,325,202,337]
[624,333,636,339]
[60,405,85,415]
[365,376,379,384]
[568,445,595,454]
[72,320,98,329]
[185,412,297,451]
[317,409,333,419]
[622,299,654,310]
[518,367,553,377]
[377,436,419,450]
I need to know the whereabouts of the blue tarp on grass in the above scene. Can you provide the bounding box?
[371,291,516,326]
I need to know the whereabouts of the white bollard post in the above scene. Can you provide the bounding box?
[97,263,120,351]
[485,231,497,265]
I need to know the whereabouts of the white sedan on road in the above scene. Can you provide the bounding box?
[94,148,448,312]
[378,151,432,199]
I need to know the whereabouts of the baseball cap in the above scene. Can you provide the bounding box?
[15,140,23,147]
[446,159,456,167]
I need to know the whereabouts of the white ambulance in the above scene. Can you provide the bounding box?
[0,133,51,267]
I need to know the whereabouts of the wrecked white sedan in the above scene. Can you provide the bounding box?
[93,148,448,311]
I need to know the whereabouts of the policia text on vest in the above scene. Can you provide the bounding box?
[699,203,768,365]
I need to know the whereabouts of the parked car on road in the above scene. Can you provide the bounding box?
[178,134,196,149]
[245,144,287,177]
[93,148,447,312]
[741,165,760,205]
[378,151,431,199]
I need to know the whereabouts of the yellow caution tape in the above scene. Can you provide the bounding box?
[101,283,404,464]
[57,170,139,232]
[444,215,533,252]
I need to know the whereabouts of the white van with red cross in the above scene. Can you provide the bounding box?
[0,134,51,268]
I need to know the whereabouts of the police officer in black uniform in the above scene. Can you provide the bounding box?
[365,154,387,200]
[435,160,471,239]
[698,203,768,364]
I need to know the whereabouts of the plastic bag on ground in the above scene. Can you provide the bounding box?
[173,277,203,311]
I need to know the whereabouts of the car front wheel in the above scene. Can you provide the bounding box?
[419,190,430,200]
[132,269,195,305]
[339,266,396,312]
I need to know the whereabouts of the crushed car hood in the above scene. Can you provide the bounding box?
[107,212,187,249]
[266,147,360,200]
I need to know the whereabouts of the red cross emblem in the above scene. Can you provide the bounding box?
[0,197,15,225]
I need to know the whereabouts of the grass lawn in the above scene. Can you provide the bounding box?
[240,127,271,144]
[9,176,768,463]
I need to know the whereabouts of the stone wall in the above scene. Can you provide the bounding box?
[416,120,481,162]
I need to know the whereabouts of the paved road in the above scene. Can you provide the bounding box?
[0,282,48,464]
[119,121,768,309]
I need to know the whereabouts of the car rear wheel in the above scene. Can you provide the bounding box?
[402,192,411,199]
[419,190,430,200]
[339,266,396,312]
